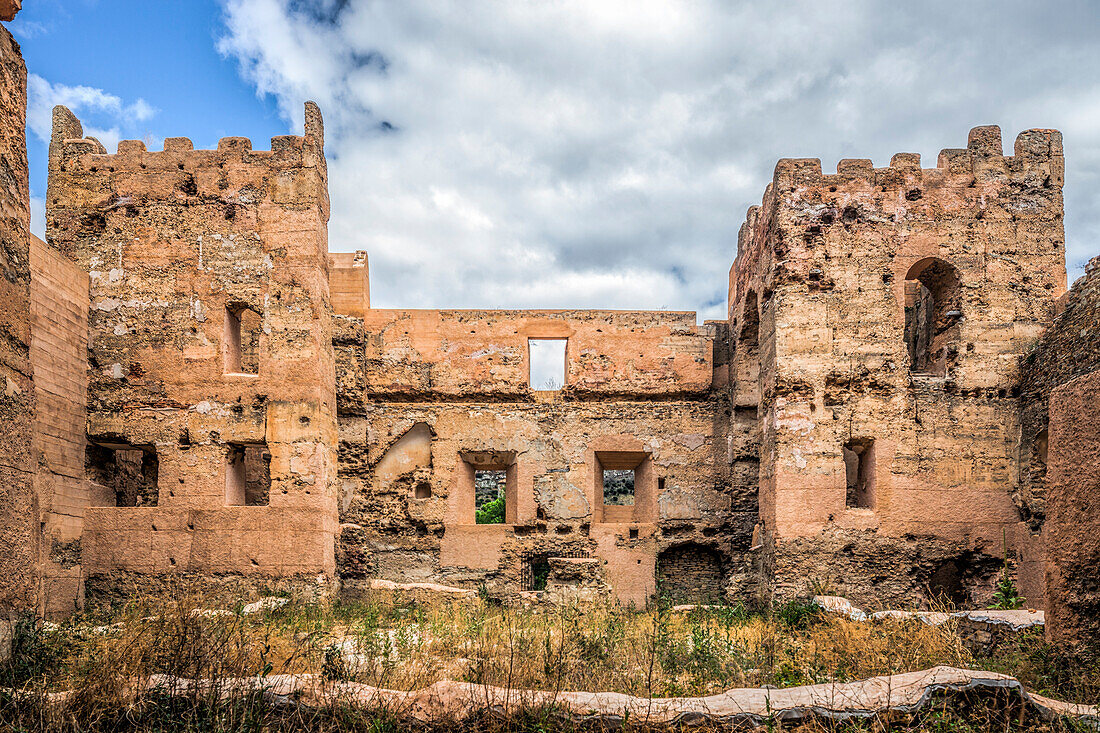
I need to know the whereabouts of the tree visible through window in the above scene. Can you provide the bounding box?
[603,468,635,506]
[475,469,507,523]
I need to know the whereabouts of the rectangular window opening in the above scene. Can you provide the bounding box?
[227,443,271,506]
[224,305,261,375]
[529,338,566,391]
[603,469,635,506]
[86,442,159,507]
[474,469,508,524]
[843,438,875,510]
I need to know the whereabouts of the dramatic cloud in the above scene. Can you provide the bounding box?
[216,1,1100,316]
[27,74,158,154]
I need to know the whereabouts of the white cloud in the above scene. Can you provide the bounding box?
[27,74,158,150]
[217,0,1100,313]
[29,195,44,241]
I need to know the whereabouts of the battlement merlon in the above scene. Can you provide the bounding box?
[47,102,329,215]
[0,0,22,22]
[766,125,1064,194]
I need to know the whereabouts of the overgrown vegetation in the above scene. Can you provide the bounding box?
[0,585,1095,731]
[475,470,506,524]
[990,532,1027,611]
[475,496,505,524]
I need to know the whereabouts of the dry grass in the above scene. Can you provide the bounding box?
[0,583,1096,731]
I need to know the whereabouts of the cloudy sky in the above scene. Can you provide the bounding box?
[15,0,1100,320]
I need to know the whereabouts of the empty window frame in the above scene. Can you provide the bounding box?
[903,259,963,376]
[226,443,271,506]
[842,438,875,509]
[529,338,566,391]
[224,304,262,375]
[86,442,159,507]
[594,451,652,523]
[474,469,508,524]
[602,468,635,506]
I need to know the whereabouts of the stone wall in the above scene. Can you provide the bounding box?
[1017,257,1100,657]
[45,103,339,600]
[0,5,39,613]
[1018,256,1100,528]
[8,61,1085,624]
[730,126,1065,608]
[1044,371,1100,660]
[657,543,724,605]
[30,234,89,616]
[334,308,747,605]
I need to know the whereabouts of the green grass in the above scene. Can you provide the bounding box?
[0,585,1094,731]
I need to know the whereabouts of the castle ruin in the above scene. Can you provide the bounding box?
[2,1,1098,660]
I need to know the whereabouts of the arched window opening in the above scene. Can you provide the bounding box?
[904,259,962,376]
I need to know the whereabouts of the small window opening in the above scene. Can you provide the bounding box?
[414,481,432,499]
[224,304,261,375]
[595,451,650,523]
[904,259,962,376]
[475,469,507,524]
[524,554,553,591]
[86,441,159,507]
[226,443,271,506]
[843,438,875,509]
[629,528,639,540]
[529,338,566,390]
[739,292,760,350]
[603,469,635,506]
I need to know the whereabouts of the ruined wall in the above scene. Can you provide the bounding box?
[730,126,1065,608]
[334,309,746,605]
[1014,257,1100,652]
[0,2,39,613]
[30,234,90,616]
[329,251,369,318]
[1044,370,1100,661]
[1018,256,1100,527]
[45,103,338,600]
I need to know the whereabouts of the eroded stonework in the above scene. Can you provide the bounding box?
[0,7,1096,654]
[727,126,1066,609]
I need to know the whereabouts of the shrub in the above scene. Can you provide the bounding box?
[475,496,505,524]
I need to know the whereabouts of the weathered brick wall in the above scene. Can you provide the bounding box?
[0,8,39,613]
[45,103,338,599]
[353,308,715,399]
[1018,256,1100,528]
[29,234,90,616]
[657,543,724,605]
[334,310,747,605]
[731,126,1065,608]
[1044,371,1100,660]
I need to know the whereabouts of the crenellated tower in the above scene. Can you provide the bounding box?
[45,103,338,598]
[728,125,1066,607]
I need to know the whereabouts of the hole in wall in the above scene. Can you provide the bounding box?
[529,338,567,390]
[475,470,507,524]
